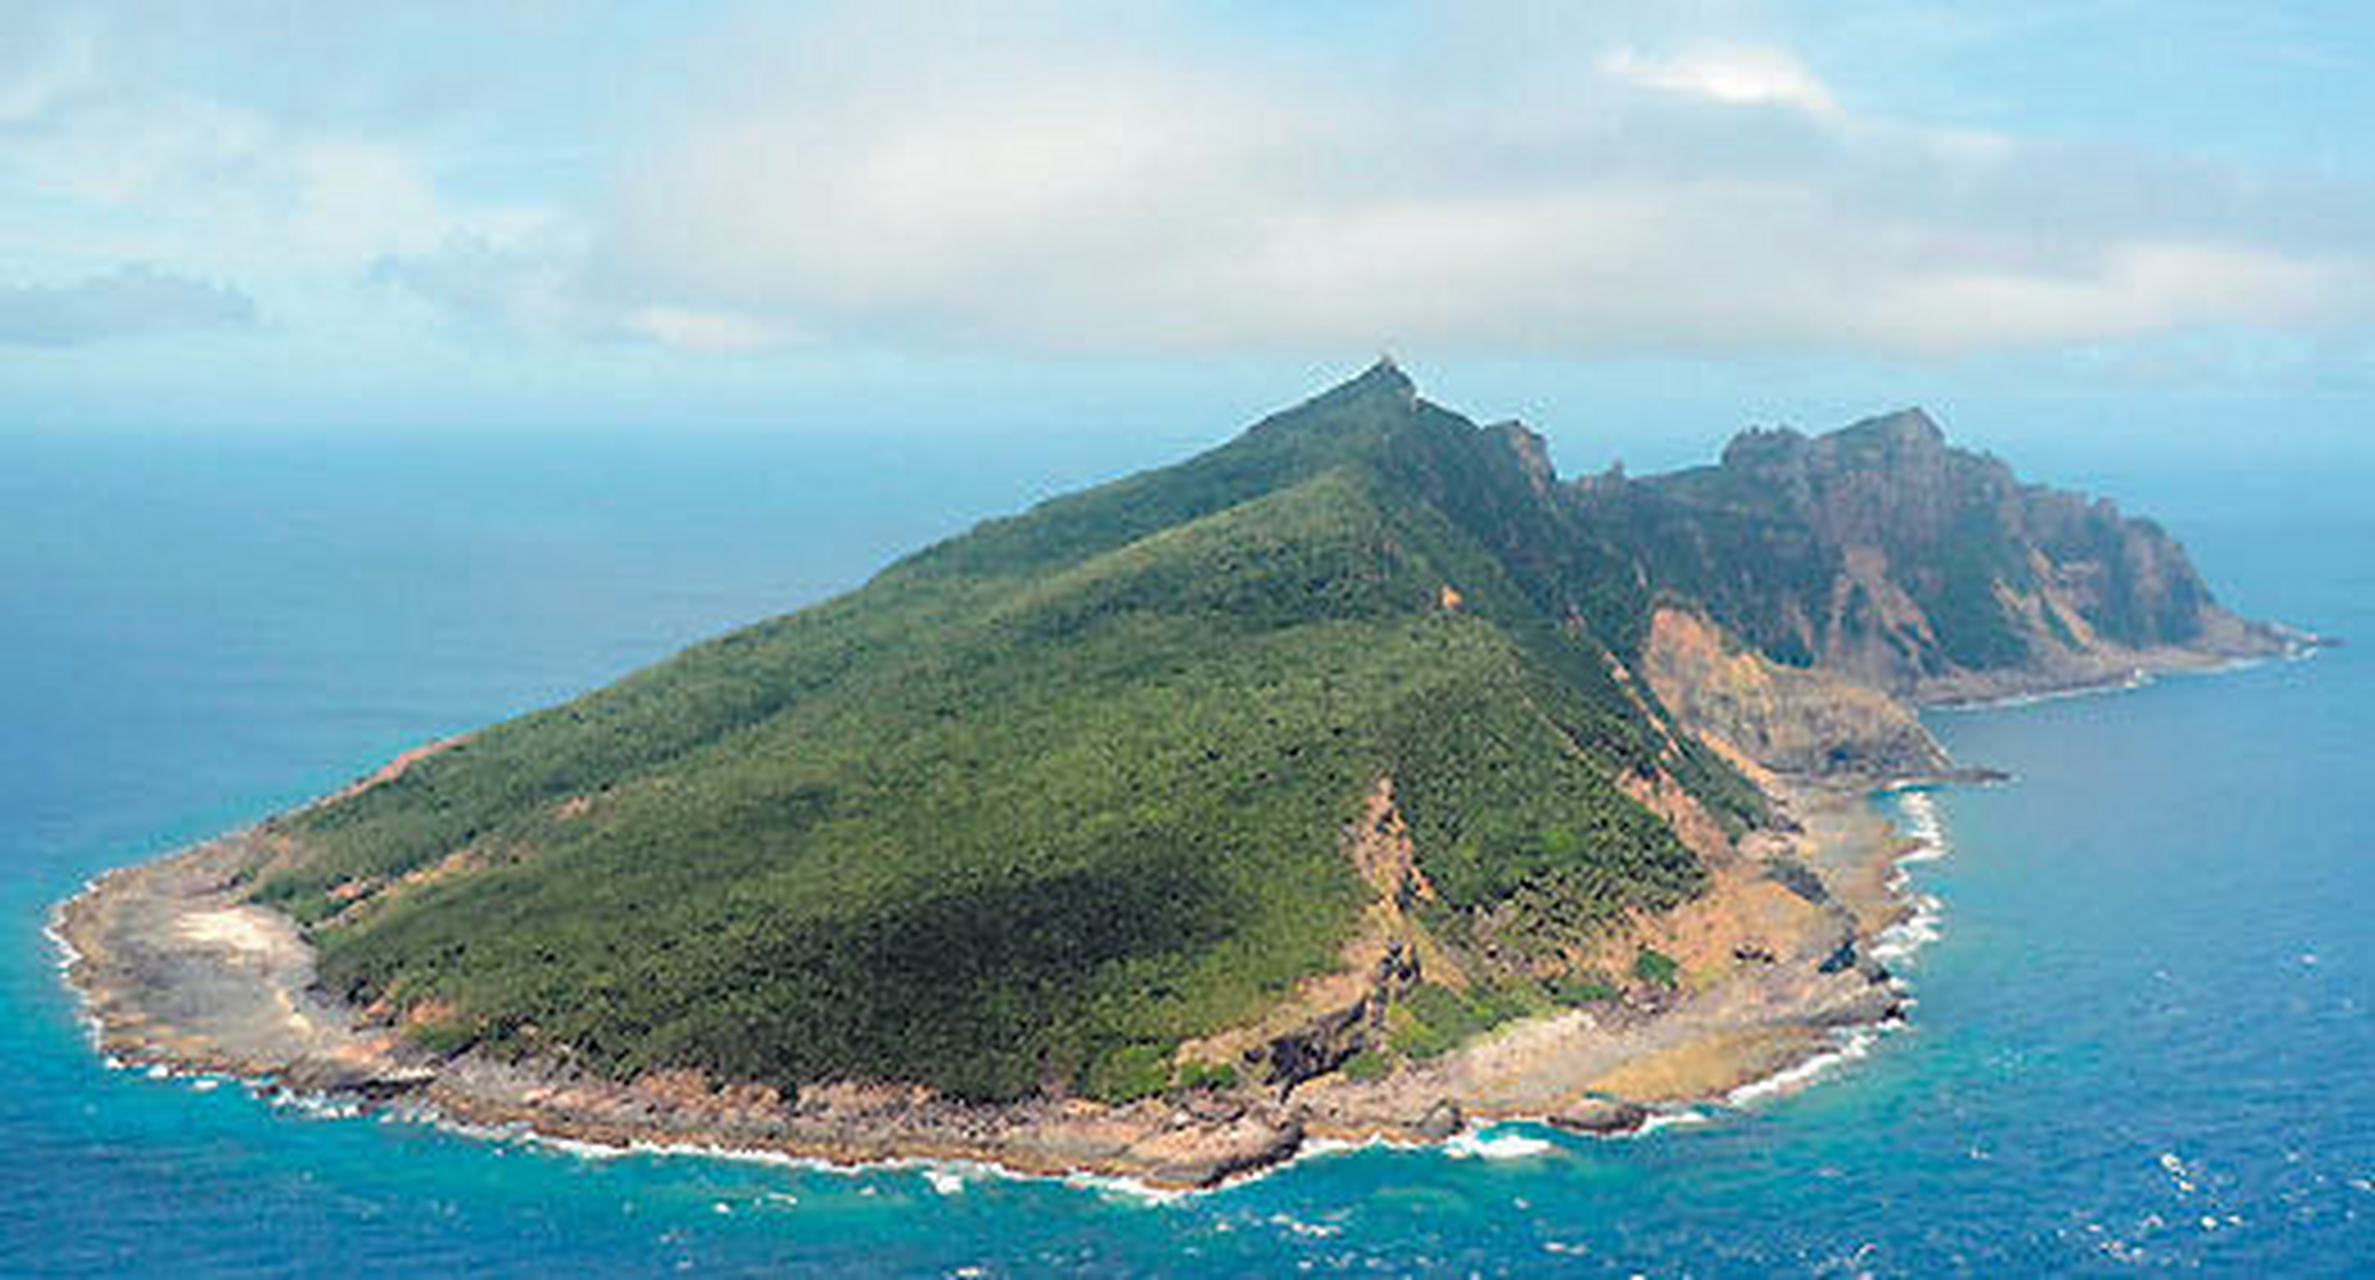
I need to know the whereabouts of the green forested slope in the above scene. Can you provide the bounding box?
[254,363,1741,1101]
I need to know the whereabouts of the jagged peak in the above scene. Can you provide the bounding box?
[1485,419,1557,488]
[1718,408,1947,473]
[1242,357,1423,447]
[1718,424,1810,470]
[1349,353,1416,399]
[1832,406,1945,448]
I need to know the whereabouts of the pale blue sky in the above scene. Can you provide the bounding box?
[5,1,2373,474]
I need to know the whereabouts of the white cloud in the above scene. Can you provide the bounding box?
[585,1,2375,359]
[1598,43,1839,116]
[0,6,573,338]
[0,13,97,125]
[626,306,796,353]
[0,264,256,346]
[1853,240,2368,353]
[9,2,2372,364]
[369,236,593,340]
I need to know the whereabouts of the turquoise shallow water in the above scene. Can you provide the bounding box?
[2,432,2369,1275]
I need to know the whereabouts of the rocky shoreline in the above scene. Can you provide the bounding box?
[55,768,1926,1193]
[62,628,2330,1190]
[1906,617,2326,710]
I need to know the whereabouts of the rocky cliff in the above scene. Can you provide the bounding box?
[1571,407,2291,702]
[61,363,2309,1188]
[1635,606,1951,786]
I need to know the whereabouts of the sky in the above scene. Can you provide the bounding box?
[6,0,2375,476]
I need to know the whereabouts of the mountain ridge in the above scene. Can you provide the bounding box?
[1570,400,2291,702]
[57,362,2312,1187]
[247,361,1760,1109]
[253,363,2298,1095]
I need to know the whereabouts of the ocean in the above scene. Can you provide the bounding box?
[2,429,2368,1275]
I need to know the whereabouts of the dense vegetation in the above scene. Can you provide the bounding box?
[258,362,1744,1102]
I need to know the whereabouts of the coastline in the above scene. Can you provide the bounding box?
[61,634,2320,1193]
[1905,620,2328,713]
[53,772,1931,1195]
[55,631,2318,1201]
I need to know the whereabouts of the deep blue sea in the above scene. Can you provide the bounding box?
[2,430,2368,1275]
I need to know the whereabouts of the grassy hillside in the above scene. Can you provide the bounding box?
[254,363,1745,1102]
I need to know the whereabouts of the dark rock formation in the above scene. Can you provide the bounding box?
[1547,1095,1650,1136]
[1573,406,2288,701]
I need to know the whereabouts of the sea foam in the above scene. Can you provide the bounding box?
[1724,1026,1881,1108]
[1443,1125,1554,1160]
[1871,789,1950,966]
[1726,787,1949,1109]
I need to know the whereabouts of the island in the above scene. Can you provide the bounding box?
[57,361,2317,1189]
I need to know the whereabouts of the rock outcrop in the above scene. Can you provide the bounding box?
[1572,407,2293,702]
[55,364,2319,1193]
[1639,606,1950,783]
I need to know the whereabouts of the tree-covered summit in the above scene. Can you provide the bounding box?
[254,363,1746,1102]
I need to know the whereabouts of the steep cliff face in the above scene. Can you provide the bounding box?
[1573,408,2286,701]
[1637,607,1950,785]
